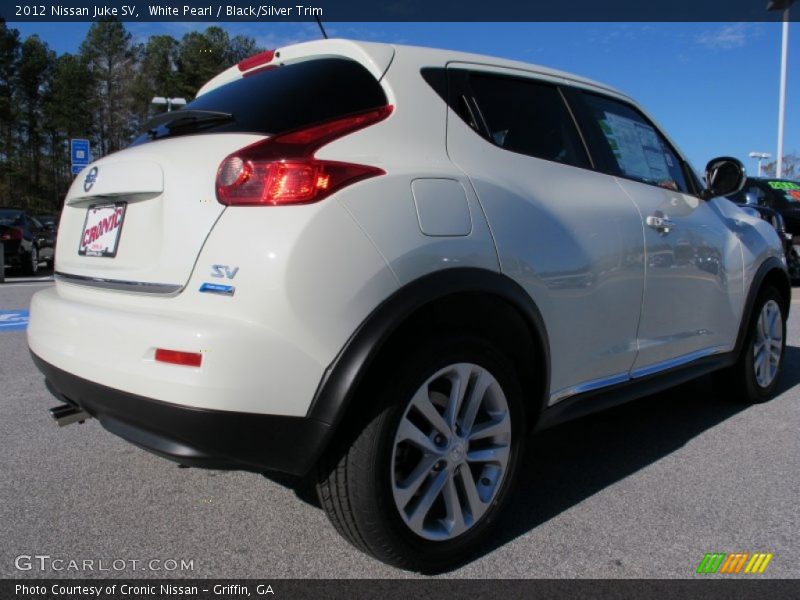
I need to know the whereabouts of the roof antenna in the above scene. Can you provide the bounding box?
[314,16,329,39]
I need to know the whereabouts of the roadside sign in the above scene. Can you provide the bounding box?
[70,138,91,176]
[0,310,29,332]
[71,139,90,165]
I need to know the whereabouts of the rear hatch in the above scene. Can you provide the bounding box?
[57,134,257,290]
[56,50,391,292]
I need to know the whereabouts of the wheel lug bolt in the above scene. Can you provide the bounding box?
[434,434,446,446]
[433,460,446,471]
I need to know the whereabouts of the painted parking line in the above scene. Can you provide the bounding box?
[0,310,29,332]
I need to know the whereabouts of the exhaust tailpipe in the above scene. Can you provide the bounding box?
[49,403,91,427]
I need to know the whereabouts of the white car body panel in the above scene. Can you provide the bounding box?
[31,195,398,416]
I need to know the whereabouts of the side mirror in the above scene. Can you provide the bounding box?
[701,156,746,199]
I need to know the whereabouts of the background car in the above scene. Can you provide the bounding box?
[30,215,56,267]
[0,207,50,275]
[727,178,800,281]
[36,213,59,233]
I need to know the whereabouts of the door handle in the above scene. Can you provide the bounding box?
[646,215,676,233]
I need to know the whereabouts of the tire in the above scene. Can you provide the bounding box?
[22,245,39,276]
[316,334,526,572]
[718,286,787,403]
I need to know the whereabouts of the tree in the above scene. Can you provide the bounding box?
[176,28,231,98]
[0,21,21,198]
[132,34,179,123]
[80,21,136,155]
[175,27,261,99]
[16,34,54,204]
[228,34,259,63]
[42,53,94,205]
[762,153,799,179]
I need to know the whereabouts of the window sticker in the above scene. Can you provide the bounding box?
[601,112,671,184]
[766,180,800,190]
[766,180,800,202]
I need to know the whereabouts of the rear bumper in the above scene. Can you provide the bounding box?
[33,353,329,476]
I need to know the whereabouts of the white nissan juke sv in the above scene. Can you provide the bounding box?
[28,40,790,571]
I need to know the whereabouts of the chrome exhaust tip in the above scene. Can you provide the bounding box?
[49,403,91,427]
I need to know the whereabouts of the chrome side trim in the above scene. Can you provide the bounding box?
[549,345,732,405]
[630,345,729,379]
[55,271,183,295]
[549,372,629,405]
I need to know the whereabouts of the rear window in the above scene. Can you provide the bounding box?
[0,209,23,226]
[132,57,387,145]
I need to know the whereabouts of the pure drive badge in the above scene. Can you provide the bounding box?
[199,283,235,296]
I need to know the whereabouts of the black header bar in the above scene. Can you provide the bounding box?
[2,0,799,22]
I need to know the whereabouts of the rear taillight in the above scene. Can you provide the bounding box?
[215,105,393,206]
[0,227,23,241]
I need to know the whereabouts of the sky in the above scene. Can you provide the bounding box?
[9,21,799,175]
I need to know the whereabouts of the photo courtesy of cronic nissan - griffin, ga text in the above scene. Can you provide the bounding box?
[28,40,790,572]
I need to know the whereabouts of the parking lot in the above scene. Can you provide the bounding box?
[1,279,798,579]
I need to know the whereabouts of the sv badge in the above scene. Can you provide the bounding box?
[210,264,239,279]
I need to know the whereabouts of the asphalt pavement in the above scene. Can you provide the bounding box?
[1,279,798,579]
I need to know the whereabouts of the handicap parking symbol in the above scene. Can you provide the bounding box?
[0,310,29,332]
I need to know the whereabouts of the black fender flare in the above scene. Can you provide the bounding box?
[306,267,551,430]
[733,256,790,358]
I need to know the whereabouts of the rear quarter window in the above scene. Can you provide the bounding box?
[467,72,590,168]
[133,57,387,145]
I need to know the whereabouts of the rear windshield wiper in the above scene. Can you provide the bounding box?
[144,109,234,137]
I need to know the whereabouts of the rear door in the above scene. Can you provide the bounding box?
[571,90,744,372]
[445,65,646,404]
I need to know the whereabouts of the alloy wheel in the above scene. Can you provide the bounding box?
[753,299,783,388]
[390,362,512,541]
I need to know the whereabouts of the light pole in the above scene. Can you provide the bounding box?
[767,0,795,177]
[151,96,187,112]
[749,151,772,176]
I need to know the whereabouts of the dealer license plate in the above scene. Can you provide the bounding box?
[78,203,127,257]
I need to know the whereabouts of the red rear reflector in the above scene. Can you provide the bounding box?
[216,105,393,207]
[237,49,275,72]
[155,348,202,367]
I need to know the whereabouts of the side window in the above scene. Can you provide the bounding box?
[579,92,690,193]
[747,184,768,206]
[467,73,590,168]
